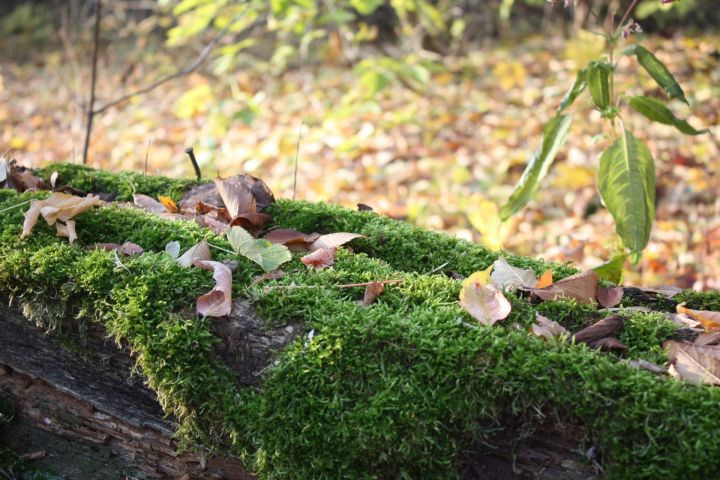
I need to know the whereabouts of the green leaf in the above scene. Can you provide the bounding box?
[593,254,626,284]
[628,96,708,136]
[557,68,587,114]
[500,114,573,221]
[227,226,291,272]
[587,61,611,110]
[624,44,688,104]
[598,130,656,254]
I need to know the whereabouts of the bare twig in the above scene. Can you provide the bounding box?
[263,279,404,293]
[292,122,304,200]
[0,200,32,214]
[144,138,152,175]
[81,0,102,165]
[185,147,202,180]
[91,27,228,116]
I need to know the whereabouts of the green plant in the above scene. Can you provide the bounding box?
[500,0,708,262]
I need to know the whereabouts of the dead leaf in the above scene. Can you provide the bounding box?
[158,195,180,213]
[55,220,77,244]
[229,212,273,236]
[309,232,364,251]
[665,340,720,385]
[598,286,624,308]
[91,242,144,255]
[573,315,625,344]
[694,331,720,346]
[133,194,167,213]
[21,193,103,240]
[215,174,275,217]
[357,203,374,211]
[530,312,569,340]
[193,260,233,317]
[490,256,537,291]
[642,286,682,298]
[536,269,553,289]
[459,276,511,326]
[263,229,320,250]
[362,282,384,306]
[50,171,59,189]
[177,240,212,268]
[532,270,599,304]
[179,183,224,211]
[195,214,229,235]
[1,158,45,192]
[627,359,666,374]
[301,247,337,269]
[587,337,628,353]
[677,303,720,332]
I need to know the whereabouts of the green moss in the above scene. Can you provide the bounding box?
[2,166,720,479]
[36,163,200,202]
[675,290,720,311]
[617,311,678,364]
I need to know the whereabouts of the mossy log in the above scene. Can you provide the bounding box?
[1,164,720,479]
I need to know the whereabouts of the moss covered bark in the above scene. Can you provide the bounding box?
[0,164,718,479]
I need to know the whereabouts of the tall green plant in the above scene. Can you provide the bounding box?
[500,0,708,261]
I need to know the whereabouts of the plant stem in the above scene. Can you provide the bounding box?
[617,0,641,34]
[81,0,102,165]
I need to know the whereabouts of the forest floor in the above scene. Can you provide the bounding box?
[1,32,718,289]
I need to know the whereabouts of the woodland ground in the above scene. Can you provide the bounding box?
[1,32,718,288]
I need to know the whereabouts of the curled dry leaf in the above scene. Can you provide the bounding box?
[532,270,599,305]
[263,229,320,250]
[676,303,720,332]
[177,240,212,268]
[55,220,77,244]
[459,276,511,326]
[490,256,538,291]
[215,174,275,216]
[665,340,720,386]
[309,232,364,251]
[21,193,103,240]
[301,247,337,269]
[627,359,666,374]
[133,194,167,214]
[158,195,180,213]
[193,260,233,317]
[587,337,628,353]
[598,286,624,308]
[0,157,45,192]
[179,183,224,211]
[573,315,625,344]
[530,312,568,340]
[362,282,384,306]
[91,242,144,255]
[694,331,720,346]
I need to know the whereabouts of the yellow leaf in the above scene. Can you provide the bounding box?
[158,195,179,213]
[677,303,720,332]
[463,265,493,288]
[536,269,553,288]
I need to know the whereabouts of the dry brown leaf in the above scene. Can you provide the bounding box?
[229,212,273,236]
[694,331,720,346]
[587,337,628,353]
[193,260,233,317]
[362,282,385,306]
[530,312,569,340]
[177,240,212,268]
[215,174,275,218]
[598,286,624,308]
[133,193,167,213]
[91,242,144,255]
[573,315,625,344]
[263,229,320,249]
[536,269,553,289]
[158,195,180,213]
[21,193,103,240]
[179,183,224,211]
[490,256,537,291]
[309,232,364,251]
[195,214,229,235]
[532,270,599,304]
[1,158,44,192]
[55,220,77,244]
[665,340,720,385]
[459,277,511,326]
[627,359,666,374]
[677,303,720,332]
[301,247,337,269]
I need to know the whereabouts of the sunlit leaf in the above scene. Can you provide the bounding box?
[628,96,708,136]
[624,44,688,104]
[459,279,511,327]
[500,114,573,220]
[227,226,291,272]
[597,130,655,254]
[587,61,611,110]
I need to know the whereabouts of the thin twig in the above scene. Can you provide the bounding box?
[617,0,641,33]
[185,147,202,180]
[91,23,234,116]
[144,138,152,175]
[292,122,304,200]
[81,0,102,165]
[0,200,32,214]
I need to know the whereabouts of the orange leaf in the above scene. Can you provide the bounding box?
[158,195,179,213]
[677,303,720,332]
[535,269,553,288]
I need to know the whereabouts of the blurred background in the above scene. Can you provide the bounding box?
[0,0,718,289]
